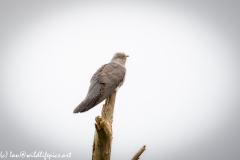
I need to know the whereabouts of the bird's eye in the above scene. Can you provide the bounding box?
[118,55,126,59]
[117,55,126,59]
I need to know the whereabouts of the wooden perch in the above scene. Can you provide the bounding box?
[132,145,146,160]
[92,91,117,160]
[92,91,146,160]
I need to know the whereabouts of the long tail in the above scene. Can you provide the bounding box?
[73,95,99,113]
[73,102,87,113]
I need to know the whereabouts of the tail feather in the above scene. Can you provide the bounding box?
[73,102,86,113]
[73,93,100,113]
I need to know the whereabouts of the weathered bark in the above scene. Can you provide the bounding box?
[92,91,117,160]
[132,145,146,160]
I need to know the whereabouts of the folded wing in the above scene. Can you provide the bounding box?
[73,62,126,113]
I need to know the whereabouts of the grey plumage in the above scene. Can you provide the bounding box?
[73,52,128,113]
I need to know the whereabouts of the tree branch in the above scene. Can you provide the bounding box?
[92,91,117,160]
[131,145,146,160]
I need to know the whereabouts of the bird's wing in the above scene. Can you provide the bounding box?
[96,62,126,104]
[73,63,125,113]
[90,64,106,83]
[73,65,106,113]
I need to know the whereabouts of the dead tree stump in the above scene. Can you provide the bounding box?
[92,91,116,160]
[91,91,146,160]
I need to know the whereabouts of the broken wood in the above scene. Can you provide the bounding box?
[132,145,146,160]
[92,91,117,160]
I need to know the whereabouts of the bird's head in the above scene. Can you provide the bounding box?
[111,52,129,65]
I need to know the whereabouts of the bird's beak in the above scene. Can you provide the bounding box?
[126,55,129,57]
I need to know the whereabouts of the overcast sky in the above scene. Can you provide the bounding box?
[1,0,240,160]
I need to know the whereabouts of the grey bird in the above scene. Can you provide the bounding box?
[73,52,128,113]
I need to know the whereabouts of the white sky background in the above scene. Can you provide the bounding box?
[1,1,240,160]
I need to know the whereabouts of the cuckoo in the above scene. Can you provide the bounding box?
[73,52,128,113]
